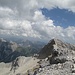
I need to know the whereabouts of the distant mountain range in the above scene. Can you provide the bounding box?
[0,38,46,62]
[0,38,19,62]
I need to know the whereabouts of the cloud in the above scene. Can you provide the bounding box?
[37,0,75,12]
[0,0,75,43]
[65,26,75,39]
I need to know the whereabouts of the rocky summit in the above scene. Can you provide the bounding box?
[36,39,75,75]
[39,39,75,59]
[0,38,75,75]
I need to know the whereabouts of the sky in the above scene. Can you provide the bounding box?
[42,8,75,28]
[0,0,75,43]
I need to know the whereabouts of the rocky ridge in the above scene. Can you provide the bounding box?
[0,39,75,75]
[24,39,75,75]
[34,39,75,75]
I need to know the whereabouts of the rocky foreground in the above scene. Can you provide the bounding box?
[0,39,75,75]
[0,56,39,75]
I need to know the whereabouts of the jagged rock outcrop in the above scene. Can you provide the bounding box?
[38,39,75,60]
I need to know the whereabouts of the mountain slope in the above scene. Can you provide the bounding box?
[0,56,39,75]
[0,38,18,62]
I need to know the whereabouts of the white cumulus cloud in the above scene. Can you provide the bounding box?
[0,0,75,43]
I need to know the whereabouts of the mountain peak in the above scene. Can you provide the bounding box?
[38,38,75,59]
[49,38,63,45]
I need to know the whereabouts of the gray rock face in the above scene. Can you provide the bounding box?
[38,39,75,59]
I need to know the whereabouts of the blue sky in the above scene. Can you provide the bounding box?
[42,8,75,28]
